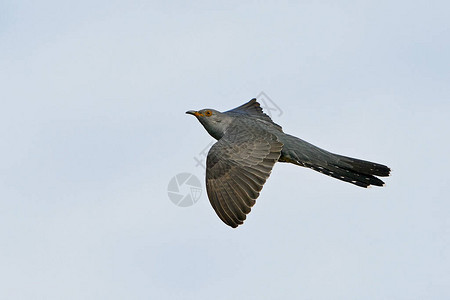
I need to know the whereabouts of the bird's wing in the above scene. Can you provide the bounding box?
[206,122,283,228]
[226,98,283,131]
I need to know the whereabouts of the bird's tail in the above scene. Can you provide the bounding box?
[279,134,391,188]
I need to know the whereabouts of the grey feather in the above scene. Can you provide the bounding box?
[186,99,391,228]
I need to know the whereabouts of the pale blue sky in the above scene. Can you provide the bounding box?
[1,1,449,299]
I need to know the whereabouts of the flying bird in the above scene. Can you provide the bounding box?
[186,99,390,228]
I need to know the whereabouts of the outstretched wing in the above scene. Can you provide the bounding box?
[206,121,283,228]
[226,98,282,131]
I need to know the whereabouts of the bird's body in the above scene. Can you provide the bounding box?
[186,99,390,228]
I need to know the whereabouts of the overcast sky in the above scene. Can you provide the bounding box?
[1,1,449,299]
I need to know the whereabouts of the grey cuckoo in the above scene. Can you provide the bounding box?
[186,99,390,228]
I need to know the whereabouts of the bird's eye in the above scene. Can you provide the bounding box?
[204,110,212,117]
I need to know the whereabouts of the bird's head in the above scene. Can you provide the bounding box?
[186,108,233,140]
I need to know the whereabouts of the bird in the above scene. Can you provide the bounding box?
[186,99,390,228]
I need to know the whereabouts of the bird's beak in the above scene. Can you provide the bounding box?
[186,110,203,117]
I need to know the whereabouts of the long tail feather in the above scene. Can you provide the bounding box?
[279,134,391,188]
